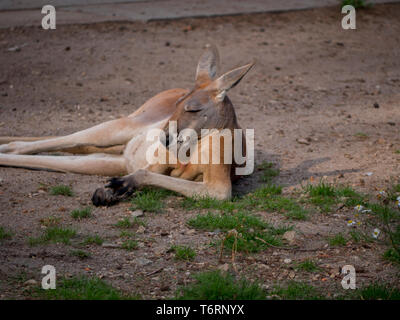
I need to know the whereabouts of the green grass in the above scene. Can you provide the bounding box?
[271,281,324,300]
[122,240,138,251]
[70,249,91,259]
[354,132,369,138]
[395,150,400,154]
[354,283,400,300]
[341,0,370,9]
[114,217,145,229]
[176,271,266,300]
[257,161,280,183]
[328,233,347,247]
[170,245,196,261]
[294,260,321,273]
[119,230,135,238]
[36,275,139,300]
[50,185,73,197]
[383,248,400,264]
[39,216,61,227]
[114,217,134,229]
[71,207,92,220]
[0,226,12,241]
[82,235,104,246]
[181,196,236,213]
[29,227,76,246]
[130,187,173,213]
[349,230,374,243]
[303,182,365,212]
[180,183,308,220]
[188,211,290,252]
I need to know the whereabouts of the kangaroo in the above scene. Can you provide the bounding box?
[0,45,254,206]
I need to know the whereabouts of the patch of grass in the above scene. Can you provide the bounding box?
[395,150,400,154]
[39,216,61,227]
[328,233,347,247]
[170,245,196,261]
[119,231,135,238]
[50,185,73,197]
[181,184,307,220]
[122,240,138,251]
[257,161,279,183]
[349,230,374,243]
[368,203,399,222]
[29,227,76,246]
[36,275,139,300]
[355,283,400,300]
[115,217,145,229]
[383,248,400,264]
[304,182,365,212]
[114,217,133,229]
[181,196,236,213]
[82,235,103,246]
[294,260,321,273]
[354,132,369,139]
[253,184,283,197]
[0,226,12,241]
[188,211,290,252]
[271,281,324,300]
[236,186,309,220]
[130,187,173,213]
[176,270,266,300]
[341,0,370,9]
[262,196,309,220]
[71,207,92,220]
[70,249,91,259]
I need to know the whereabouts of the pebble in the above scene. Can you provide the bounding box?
[24,279,38,286]
[282,231,296,244]
[135,257,152,266]
[131,209,144,218]
[296,138,310,145]
[217,263,229,272]
[283,258,292,264]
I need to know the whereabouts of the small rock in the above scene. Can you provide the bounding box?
[283,258,292,264]
[135,257,152,266]
[186,229,196,235]
[282,231,296,245]
[296,138,310,145]
[160,285,170,291]
[137,225,146,234]
[24,279,38,286]
[131,209,144,218]
[217,263,229,272]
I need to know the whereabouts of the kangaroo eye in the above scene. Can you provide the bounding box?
[184,104,203,112]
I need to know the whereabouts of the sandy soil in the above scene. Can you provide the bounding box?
[0,4,399,299]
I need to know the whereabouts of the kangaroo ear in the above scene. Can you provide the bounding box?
[209,62,255,101]
[195,44,220,86]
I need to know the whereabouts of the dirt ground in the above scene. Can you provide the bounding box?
[0,4,399,299]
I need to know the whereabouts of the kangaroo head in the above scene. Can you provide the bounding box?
[164,44,254,144]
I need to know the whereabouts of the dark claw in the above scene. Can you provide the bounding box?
[92,188,117,207]
[105,177,124,189]
[92,176,137,207]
